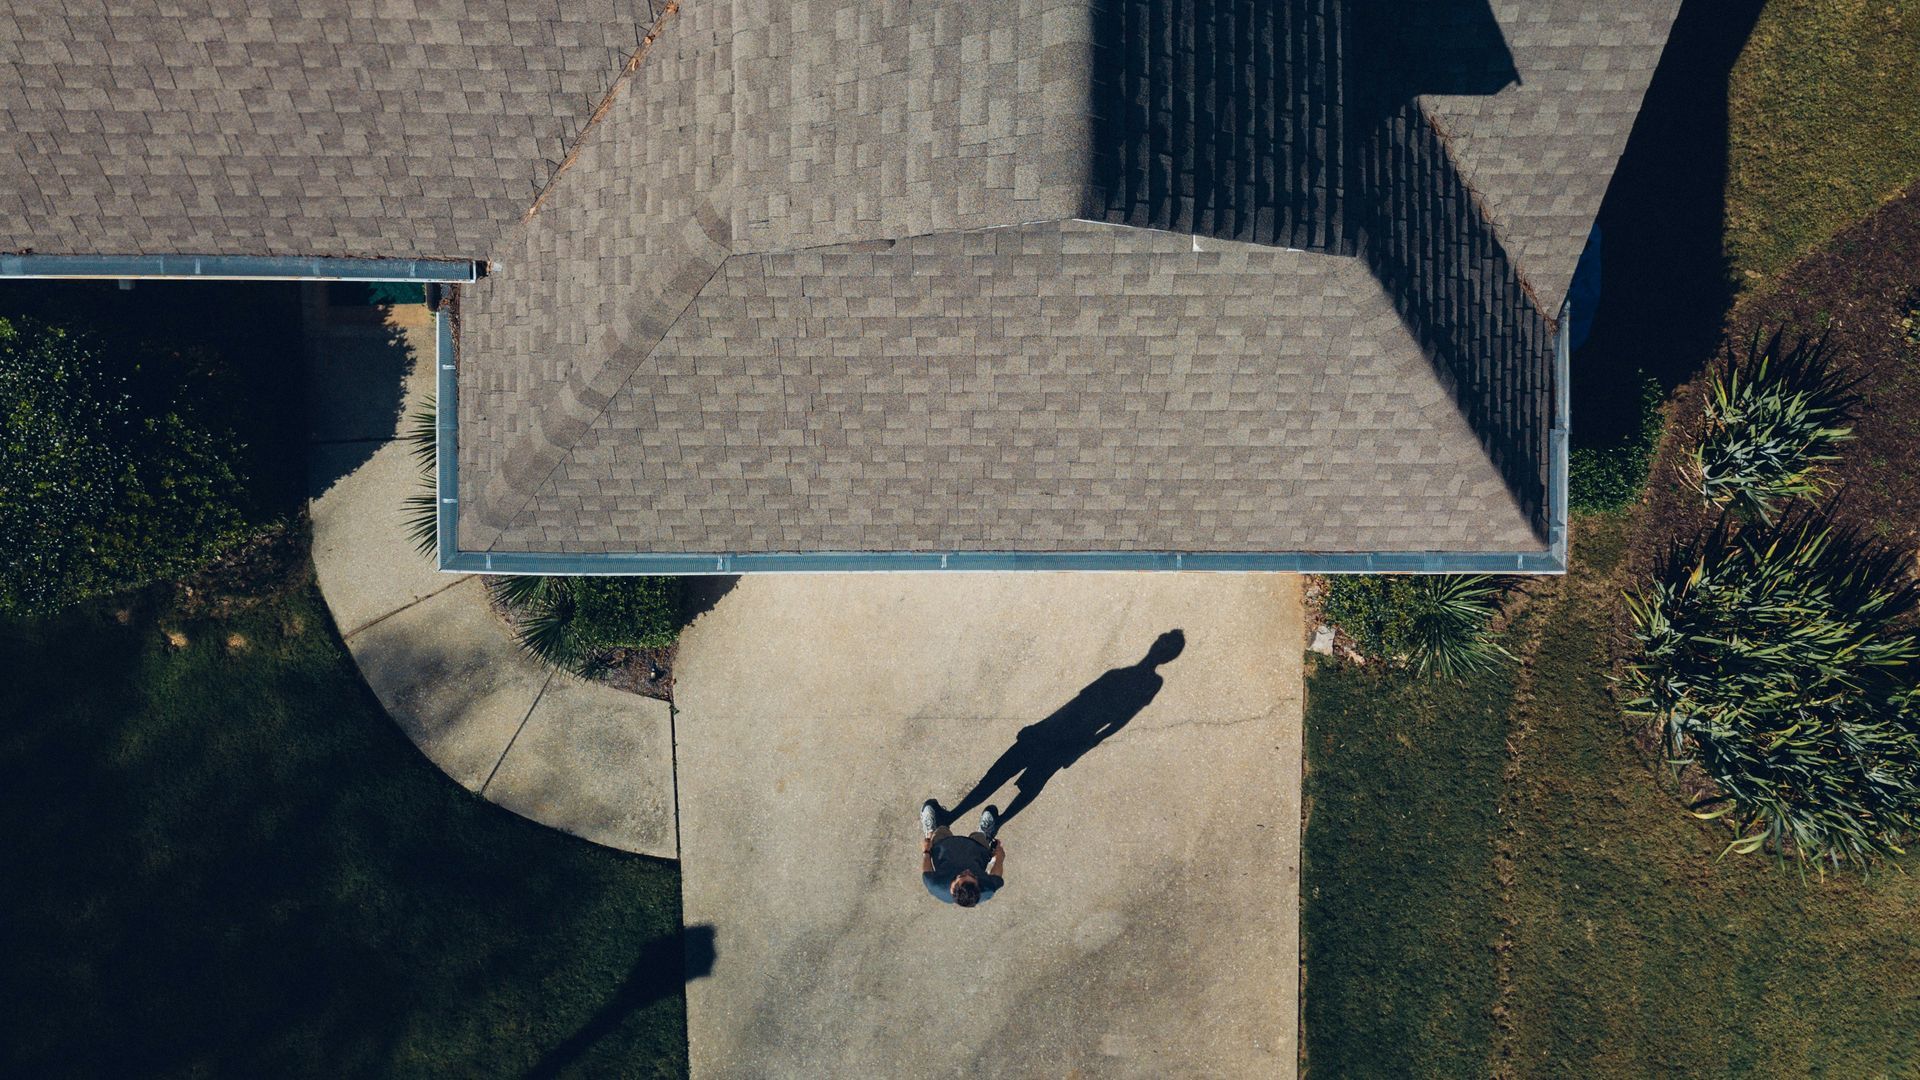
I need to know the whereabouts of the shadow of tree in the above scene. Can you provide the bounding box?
[305,283,424,496]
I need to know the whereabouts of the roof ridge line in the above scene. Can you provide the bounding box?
[522,1,681,227]
[1412,100,1556,328]
[480,246,732,553]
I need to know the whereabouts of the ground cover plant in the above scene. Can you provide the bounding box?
[0,584,690,1079]
[1568,373,1663,513]
[0,315,250,614]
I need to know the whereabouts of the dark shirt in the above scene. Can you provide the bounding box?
[923,835,1003,904]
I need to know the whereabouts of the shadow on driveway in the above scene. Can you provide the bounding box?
[949,630,1186,826]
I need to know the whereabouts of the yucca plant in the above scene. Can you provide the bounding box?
[488,575,683,677]
[1691,334,1858,522]
[1621,513,1920,867]
[1321,574,1511,679]
[402,395,438,558]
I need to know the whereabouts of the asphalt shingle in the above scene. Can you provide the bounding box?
[0,0,651,259]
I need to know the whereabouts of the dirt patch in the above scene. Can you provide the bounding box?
[168,521,313,621]
[600,645,676,703]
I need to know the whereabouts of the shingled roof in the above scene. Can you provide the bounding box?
[1,0,1683,567]
[0,0,650,260]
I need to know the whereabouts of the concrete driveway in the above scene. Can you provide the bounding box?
[672,573,1303,1078]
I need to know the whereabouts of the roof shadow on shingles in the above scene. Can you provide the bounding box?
[1340,0,1556,532]
[461,0,1681,558]
[1083,0,1353,253]
[1076,0,1554,532]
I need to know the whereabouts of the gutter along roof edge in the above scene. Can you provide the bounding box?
[0,253,479,282]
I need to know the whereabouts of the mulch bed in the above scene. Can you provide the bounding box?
[599,645,676,702]
[1608,181,1920,829]
[1628,181,1920,582]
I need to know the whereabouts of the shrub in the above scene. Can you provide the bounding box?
[489,575,684,677]
[0,316,248,613]
[1321,574,1511,679]
[1691,334,1857,521]
[1621,514,1920,866]
[403,396,438,557]
[1569,374,1664,513]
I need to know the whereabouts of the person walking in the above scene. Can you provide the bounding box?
[919,799,1003,907]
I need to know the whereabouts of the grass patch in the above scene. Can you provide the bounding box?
[1301,646,1515,1077]
[1304,519,1920,1077]
[0,586,689,1079]
[1726,1,1920,285]
[1503,519,1920,1077]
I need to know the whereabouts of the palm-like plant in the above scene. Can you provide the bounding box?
[1403,575,1512,679]
[1691,334,1858,521]
[1322,574,1511,679]
[402,396,438,557]
[487,575,682,677]
[1621,513,1920,866]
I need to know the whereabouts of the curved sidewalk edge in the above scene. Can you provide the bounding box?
[305,297,677,859]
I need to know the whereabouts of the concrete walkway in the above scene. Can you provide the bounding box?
[305,293,676,858]
[672,573,1304,1078]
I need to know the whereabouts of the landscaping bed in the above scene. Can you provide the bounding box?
[1624,183,1920,574]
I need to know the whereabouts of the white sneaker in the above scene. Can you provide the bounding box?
[979,805,1000,839]
[921,799,942,837]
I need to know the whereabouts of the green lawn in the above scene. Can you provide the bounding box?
[1301,648,1514,1077]
[0,586,689,1079]
[1726,0,1920,286]
[1303,523,1920,1077]
[1503,522,1920,1077]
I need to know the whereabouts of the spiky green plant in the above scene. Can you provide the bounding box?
[1321,574,1511,679]
[1691,334,1857,521]
[487,575,683,678]
[1621,514,1920,867]
[402,396,438,558]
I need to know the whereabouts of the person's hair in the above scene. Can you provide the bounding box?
[952,878,981,907]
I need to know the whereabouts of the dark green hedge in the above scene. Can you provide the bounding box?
[0,316,249,614]
[1569,373,1665,513]
[567,577,683,652]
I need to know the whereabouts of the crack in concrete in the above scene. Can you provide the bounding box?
[339,576,468,641]
[480,667,558,797]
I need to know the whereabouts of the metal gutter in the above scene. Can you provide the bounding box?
[439,547,1567,575]
[434,306,461,569]
[0,253,478,282]
[1546,297,1572,572]
[431,297,1573,577]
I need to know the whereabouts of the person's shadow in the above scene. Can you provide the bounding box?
[947,630,1185,827]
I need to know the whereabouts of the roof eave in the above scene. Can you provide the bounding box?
[430,303,1570,577]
